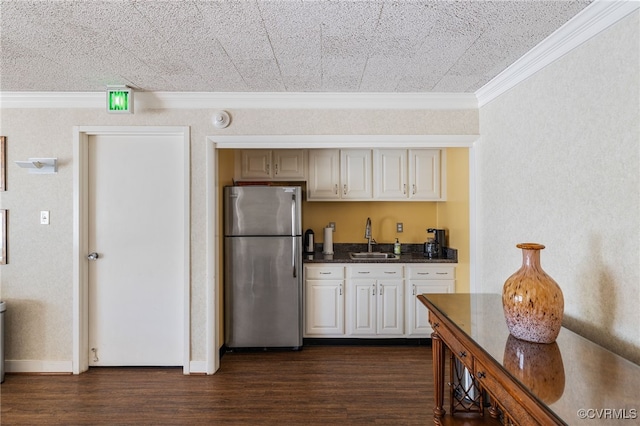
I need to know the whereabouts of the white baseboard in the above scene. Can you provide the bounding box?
[6,359,73,374]
[189,360,207,374]
[4,359,208,375]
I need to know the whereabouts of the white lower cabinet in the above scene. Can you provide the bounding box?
[405,265,455,337]
[346,265,404,337]
[305,263,456,339]
[304,265,345,337]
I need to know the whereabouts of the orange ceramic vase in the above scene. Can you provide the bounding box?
[502,243,564,344]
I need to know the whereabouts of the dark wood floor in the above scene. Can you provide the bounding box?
[1,345,493,425]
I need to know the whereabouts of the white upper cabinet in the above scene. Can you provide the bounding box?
[340,149,372,199]
[408,149,442,200]
[273,150,306,179]
[238,147,445,201]
[374,149,407,199]
[307,149,372,201]
[375,149,443,201]
[307,149,341,200]
[237,149,305,180]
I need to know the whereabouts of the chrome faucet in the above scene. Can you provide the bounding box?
[364,217,377,252]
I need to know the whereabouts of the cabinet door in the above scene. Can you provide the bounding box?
[240,150,272,179]
[377,280,404,335]
[307,150,340,200]
[374,149,407,199]
[274,150,305,179]
[341,149,372,199]
[408,149,441,200]
[304,279,344,336]
[406,280,454,337]
[347,279,376,336]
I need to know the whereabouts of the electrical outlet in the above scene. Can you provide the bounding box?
[397,222,403,233]
[329,222,336,232]
[40,210,50,225]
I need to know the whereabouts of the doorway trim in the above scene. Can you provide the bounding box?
[73,126,191,374]
[207,134,478,375]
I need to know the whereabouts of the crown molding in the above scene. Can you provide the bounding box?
[475,0,640,107]
[0,91,477,110]
[1,0,635,111]
[210,134,479,149]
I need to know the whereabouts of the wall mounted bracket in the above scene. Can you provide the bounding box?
[15,158,58,174]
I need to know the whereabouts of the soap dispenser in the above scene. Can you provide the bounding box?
[394,238,401,255]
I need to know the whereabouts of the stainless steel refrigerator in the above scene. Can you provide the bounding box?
[224,185,303,350]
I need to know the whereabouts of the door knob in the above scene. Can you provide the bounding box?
[87,252,100,261]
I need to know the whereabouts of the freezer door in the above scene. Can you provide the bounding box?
[225,236,303,348]
[224,186,301,236]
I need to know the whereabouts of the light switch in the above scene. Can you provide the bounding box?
[40,210,50,225]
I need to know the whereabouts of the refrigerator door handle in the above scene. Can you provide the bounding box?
[292,237,297,278]
[291,194,297,236]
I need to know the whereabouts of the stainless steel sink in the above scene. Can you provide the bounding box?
[349,252,400,260]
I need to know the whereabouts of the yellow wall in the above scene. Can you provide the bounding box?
[302,200,437,244]
[218,148,470,294]
[437,148,470,292]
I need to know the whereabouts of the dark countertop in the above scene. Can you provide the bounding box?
[303,243,457,264]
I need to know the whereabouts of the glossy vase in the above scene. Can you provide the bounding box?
[502,243,564,344]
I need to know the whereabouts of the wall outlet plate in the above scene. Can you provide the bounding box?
[329,222,336,231]
[397,222,403,232]
[40,210,50,225]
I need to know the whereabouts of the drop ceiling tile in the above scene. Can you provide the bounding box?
[0,0,595,93]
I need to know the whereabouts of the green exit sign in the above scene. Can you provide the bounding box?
[106,87,133,113]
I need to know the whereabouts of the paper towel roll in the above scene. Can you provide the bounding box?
[323,227,334,254]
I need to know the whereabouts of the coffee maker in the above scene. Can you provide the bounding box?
[425,228,446,258]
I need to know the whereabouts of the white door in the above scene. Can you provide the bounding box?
[87,133,185,366]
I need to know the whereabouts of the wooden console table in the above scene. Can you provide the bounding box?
[418,293,640,425]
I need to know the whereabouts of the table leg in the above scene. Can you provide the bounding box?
[432,331,446,423]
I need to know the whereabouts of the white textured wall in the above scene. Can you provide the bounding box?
[478,11,639,364]
[0,108,477,368]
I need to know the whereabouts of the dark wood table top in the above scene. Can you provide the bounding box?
[419,293,640,425]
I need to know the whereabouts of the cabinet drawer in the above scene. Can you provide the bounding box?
[305,266,344,280]
[474,359,543,425]
[430,313,473,371]
[348,265,404,278]
[408,265,455,280]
